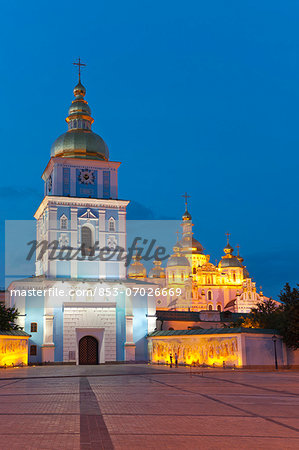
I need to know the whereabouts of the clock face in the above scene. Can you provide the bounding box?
[79,169,95,185]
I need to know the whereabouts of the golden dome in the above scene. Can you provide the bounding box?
[219,235,244,268]
[219,257,243,268]
[127,255,147,278]
[167,244,190,267]
[51,80,109,161]
[148,260,166,278]
[51,131,109,160]
[182,209,192,221]
[73,82,86,97]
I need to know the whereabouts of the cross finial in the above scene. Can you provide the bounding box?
[73,58,86,82]
[225,232,230,244]
[182,192,190,210]
[236,244,240,256]
[175,230,180,242]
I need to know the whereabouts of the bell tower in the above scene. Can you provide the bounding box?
[34,68,129,279]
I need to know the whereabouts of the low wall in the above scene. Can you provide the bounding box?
[0,334,30,367]
[148,330,295,368]
[243,334,285,367]
[148,333,242,367]
[287,347,299,368]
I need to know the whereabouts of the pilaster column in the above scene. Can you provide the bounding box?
[124,293,135,360]
[98,209,106,278]
[48,206,57,277]
[147,288,156,334]
[41,314,55,362]
[70,207,78,278]
[118,210,127,278]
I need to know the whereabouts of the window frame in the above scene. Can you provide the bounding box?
[30,345,37,356]
[108,217,116,232]
[60,214,68,230]
[30,322,38,333]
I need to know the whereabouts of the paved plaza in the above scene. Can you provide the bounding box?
[0,365,298,449]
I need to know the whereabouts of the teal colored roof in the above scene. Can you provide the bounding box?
[156,310,248,322]
[148,327,279,337]
[0,330,31,337]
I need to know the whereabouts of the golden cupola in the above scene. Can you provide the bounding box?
[51,79,109,161]
[218,235,243,268]
[148,259,166,278]
[127,255,147,279]
[167,244,190,268]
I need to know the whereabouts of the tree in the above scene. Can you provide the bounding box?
[248,298,283,330]
[224,284,299,350]
[0,303,21,331]
[224,298,282,329]
[278,283,299,350]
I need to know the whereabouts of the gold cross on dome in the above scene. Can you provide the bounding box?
[182,192,190,209]
[73,58,86,82]
[225,232,231,244]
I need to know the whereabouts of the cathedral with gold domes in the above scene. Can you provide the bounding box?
[128,201,268,314]
[6,67,273,367]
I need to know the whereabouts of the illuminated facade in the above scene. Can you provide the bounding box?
[147,329,288,368]
[128,206,269,313]
[0,331,30,367]
[8,76,156,364]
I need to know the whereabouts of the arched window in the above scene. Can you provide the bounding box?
[217,305,221,312]
[208,304,213,311]
[181,272,184,281]
[172,273,175,281]
[248,292,251,299]
[108,217,115,232]
[60,215,68,230]
[233,272,236,282]
[207,291,212,301]
[81,225,94,256]
[193,267,196,274]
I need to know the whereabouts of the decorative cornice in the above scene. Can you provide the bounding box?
[34,196,130,219]
[63,302,116,308]
[42,157,121,180]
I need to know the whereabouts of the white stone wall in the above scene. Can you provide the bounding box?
[63,303,116,362]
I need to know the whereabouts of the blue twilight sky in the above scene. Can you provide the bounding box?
[0,0,298,298]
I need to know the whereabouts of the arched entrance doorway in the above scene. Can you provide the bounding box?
[79,336,98,365]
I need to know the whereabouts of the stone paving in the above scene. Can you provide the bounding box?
[0,365,298,449]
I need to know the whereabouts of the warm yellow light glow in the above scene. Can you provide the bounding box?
[0,337,29,366]
[149,335,241,367]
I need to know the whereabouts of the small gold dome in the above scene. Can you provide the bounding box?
[148,260,166,278]
[127,255,147,278]
[73,82,86,97]
[182,209,192,221]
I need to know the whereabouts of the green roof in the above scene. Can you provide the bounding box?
[156,310,248,322]
[148,327,279,337]
[0,330,31,337]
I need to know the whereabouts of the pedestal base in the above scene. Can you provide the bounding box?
[41,345,55,362]
[124,343,136,361]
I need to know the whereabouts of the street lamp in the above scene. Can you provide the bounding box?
[272,335,278,370]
